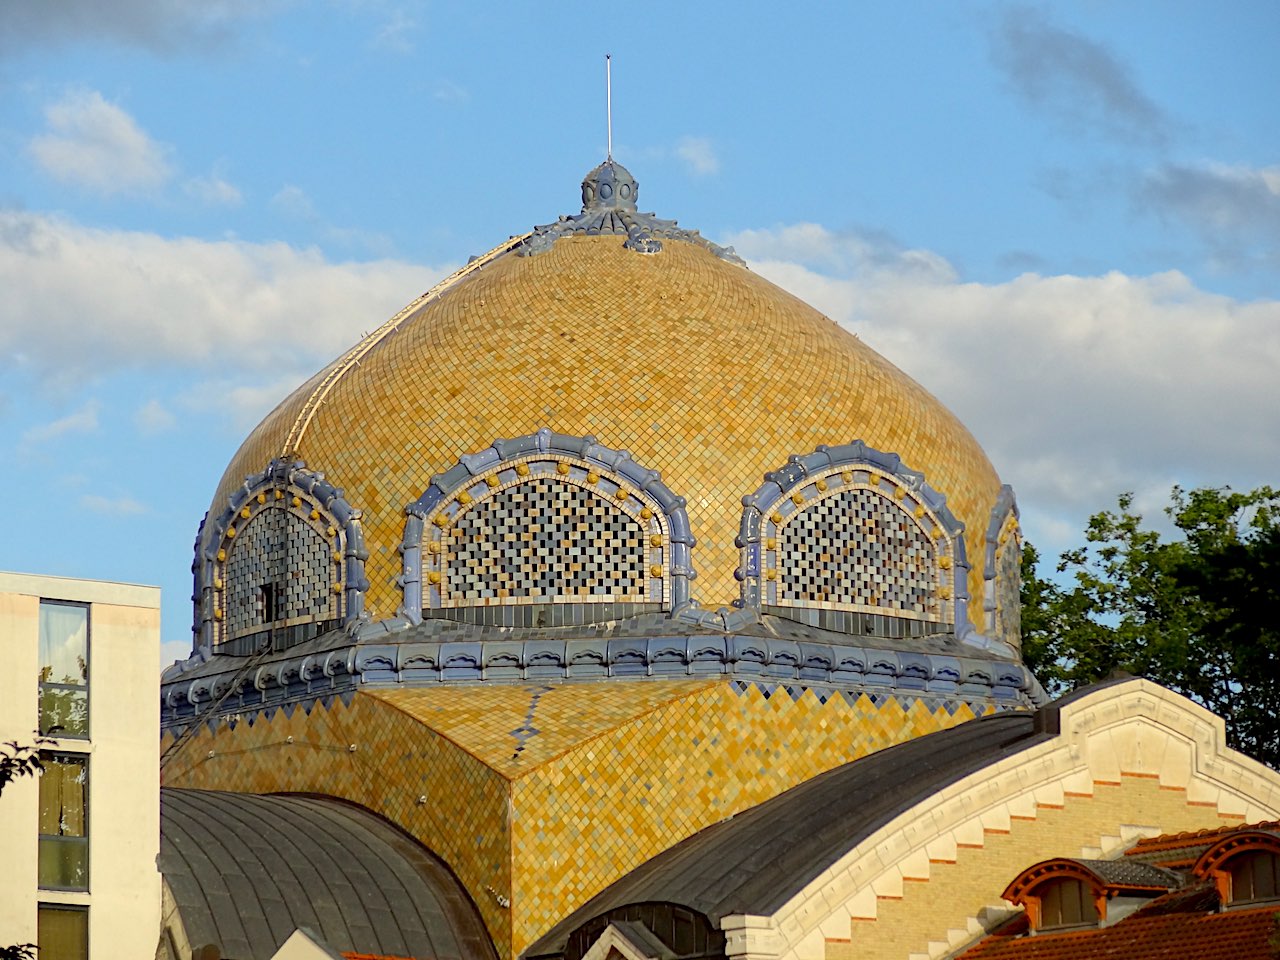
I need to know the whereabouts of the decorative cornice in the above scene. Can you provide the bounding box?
[159,627,1041,728]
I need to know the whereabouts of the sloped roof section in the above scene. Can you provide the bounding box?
[527,710,1047,958]
[958,903,1279,960]
[160,788,497,960]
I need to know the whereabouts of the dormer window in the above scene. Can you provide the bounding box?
[1192,829,1280,910]
[1002,857,1176,934]
[1036,877,1100,931]
[1227,851,1280,906]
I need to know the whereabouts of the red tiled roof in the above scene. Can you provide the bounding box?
[958,905,1280,960]
[1127,821,1280,856]
[342,954,419,960]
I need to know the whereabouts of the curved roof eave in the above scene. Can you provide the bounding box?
[526,709,1047,958]
[159,788,498,960]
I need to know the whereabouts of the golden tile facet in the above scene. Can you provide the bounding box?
[162,681,989,958]
[210,236,1003,620]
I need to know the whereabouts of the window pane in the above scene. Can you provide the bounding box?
[39,602,89,737]
[39,603,88,685]
[38,904,88,960]
[38,753,88,891]
[40,686,89,738]
[1231,851,1280,903]
[1039,878,1098,928]
[38,837,89,890]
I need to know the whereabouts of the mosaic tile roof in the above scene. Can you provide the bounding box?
[527,710,1044,957]
[160,677,992,957]
[210,166,1003,617]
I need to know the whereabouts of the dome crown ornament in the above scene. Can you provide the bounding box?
[518,158,743,263]
[581,159,639,212]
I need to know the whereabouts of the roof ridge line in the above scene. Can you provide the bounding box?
[280,232,531,457]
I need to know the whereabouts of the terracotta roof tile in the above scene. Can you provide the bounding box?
[959,905,1280,960]
[1127,821,1280,856]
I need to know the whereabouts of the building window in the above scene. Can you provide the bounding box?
[1037,877,1099,930]
[38,903,88,960]
[38,601,89,738]
[38,753,89,891]
[1228,851,1280,905]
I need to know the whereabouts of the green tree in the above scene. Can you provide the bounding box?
[0,740,42,960]
[1022,485,1280,769]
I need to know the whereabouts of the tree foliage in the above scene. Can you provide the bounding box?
[1022,485,1280,769]
[0,740,42,960]
[0,739,44,794]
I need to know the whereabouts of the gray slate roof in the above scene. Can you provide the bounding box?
[1072,858,1182,889]
[526,709,1049,958]
[160,788,496,960]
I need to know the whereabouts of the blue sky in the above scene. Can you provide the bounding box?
[2,2,1277,665]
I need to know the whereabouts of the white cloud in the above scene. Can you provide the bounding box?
[20,399,101,448]
[180,373,324,431]
[1,0,273,53]
[729,222,955,281]
[134,399,176,434]
[675,136,720,177]
[269,183,392,254]
[184,172,242,206]
[371,7,418,53]
[0,211,448,385]
[726,223,1280,553]
[29,90,173,195]
[270,183,316,219]
[432,80,470,104]
[80,493,147,515]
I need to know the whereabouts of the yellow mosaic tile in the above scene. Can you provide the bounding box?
[162,680,992,958]
[209,235,1002,618]
[364,679,724,776]
[161,694,515,952]
[508,683,985,952]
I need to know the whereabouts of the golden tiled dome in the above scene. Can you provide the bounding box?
[212,171,1003,617]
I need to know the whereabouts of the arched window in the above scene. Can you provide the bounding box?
[1036,877,1100,930]
[983,485,1022,654]
[193,460,367,654]
[401,430,694,626]
[737,442,967,639]
[1192,829,1280,909]
[1227,851,1280,905]
[223,504,335,639]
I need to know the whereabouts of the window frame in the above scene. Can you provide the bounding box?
[1227,850,1280,907]
[38,902,89,960]
[37,751,90,893]
[37,599,91,740]
[1034,876,1101,932]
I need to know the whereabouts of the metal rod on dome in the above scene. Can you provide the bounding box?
[606,54,613,161]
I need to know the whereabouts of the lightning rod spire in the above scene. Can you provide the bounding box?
[606,54,613,161]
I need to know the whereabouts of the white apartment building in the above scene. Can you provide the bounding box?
[0,572,161,959]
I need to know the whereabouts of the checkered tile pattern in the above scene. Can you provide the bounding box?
[780,488,934,614]
[445,477,646,602]
[994,518,1022,650]
[224,506,335,636]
